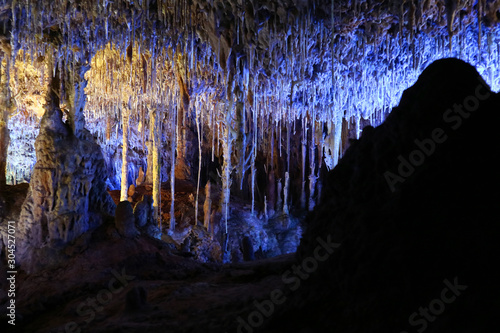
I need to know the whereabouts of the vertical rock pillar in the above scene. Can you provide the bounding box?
[16,52,116,273]
[150,105,161,228]
[120,103,131,201]
[174,52,194,181]
[0,54,12,191]
[64,57,90,139]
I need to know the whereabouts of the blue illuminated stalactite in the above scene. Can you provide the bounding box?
[5,1,500,185]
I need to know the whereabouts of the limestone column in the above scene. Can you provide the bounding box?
[63,56,90,139]
[150,106,161,226]
[0,55,12,190]
[174,52,193,181]
[120,104,131,201]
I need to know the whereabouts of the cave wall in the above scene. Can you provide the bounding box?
[1,1,500,266]
[2,1,500,196]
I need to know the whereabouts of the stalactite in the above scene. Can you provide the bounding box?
[221,90,234,246]
[445,0,457,52]
[278,119,282,157]
[478,0,484,52]
[333,115,342,167]
[195,100,202,224]
[235,83,247,191]
[308,116,316,211]
[284,114,290,214]
[4,0,500,252]
[250,88,257,215]
[300,116,307,209]
[211,100,215,162]
[0,55,13,190]
[151,105,161,229]
[169,102,177,235]
[203,181,211,233]
[120,104,130,202]
[174,51,192,181]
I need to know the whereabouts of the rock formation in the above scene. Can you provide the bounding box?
[133,194,161,239]
[265,58,500,332]
[125,286,148,312]
[15,64,116,273]
[203,181,212,232]
[115,201,139,238]
[241,236,255,261]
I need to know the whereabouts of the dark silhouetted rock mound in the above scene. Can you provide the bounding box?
[125,286,148,312]
[267,58,500,332]
[115,201,139,238]
[241,236,255,261]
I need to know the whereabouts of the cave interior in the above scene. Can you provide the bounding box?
[1,0,500,332]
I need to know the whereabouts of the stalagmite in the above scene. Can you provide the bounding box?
[283,171,289,214]
[264,195,268,221]
[15,52,115,272]
[277,178,282,212]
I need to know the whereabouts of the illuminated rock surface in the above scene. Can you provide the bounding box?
[0,57,497,333]
[0,0,500,332]
[15,71,116,273]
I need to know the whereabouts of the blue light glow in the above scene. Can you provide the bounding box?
[6,14,500,184]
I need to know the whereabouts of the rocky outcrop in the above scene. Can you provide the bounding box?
[241,236,255,261]
[115,201,139,238]
[133,194,161,239]
[266,58,500,332]
[181,224,223,263]
[15,71,116,273]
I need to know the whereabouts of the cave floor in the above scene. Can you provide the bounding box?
[7,225,295,333]
[1,183,297,333]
